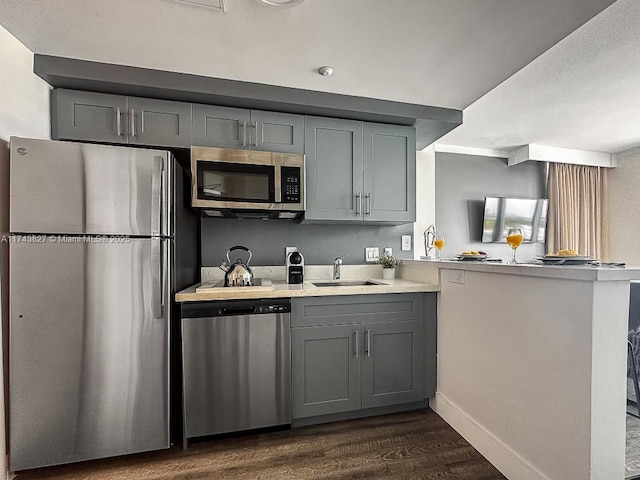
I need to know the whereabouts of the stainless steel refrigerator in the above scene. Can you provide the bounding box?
[8,137,198,471]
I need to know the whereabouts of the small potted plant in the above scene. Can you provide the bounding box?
[378,252,400,280]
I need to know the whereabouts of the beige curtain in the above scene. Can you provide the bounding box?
[547,163,608,260]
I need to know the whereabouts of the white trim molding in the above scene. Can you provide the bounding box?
[434,144,509,158]
[430,392,548,480]
[508,144,614,168]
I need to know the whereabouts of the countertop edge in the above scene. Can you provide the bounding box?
[175,279,440,302]
[403,259,640,282]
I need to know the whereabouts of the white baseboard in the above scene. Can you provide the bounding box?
[430,392,548,480]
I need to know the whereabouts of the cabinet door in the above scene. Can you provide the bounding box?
[292,325,361,418]
[128,97,192,148]
[52,89,128,143]
[363,123,416,223]
[192,104,251,148]
[304,117,364,222]
[252,110,304,154]
[361,319,425,409]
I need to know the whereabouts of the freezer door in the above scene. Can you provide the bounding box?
[9,238,170,470]
[10,137,171,236]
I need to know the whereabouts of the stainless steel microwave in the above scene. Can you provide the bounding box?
[191,146,305,219]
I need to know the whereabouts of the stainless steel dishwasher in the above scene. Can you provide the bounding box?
[181,298,291,442]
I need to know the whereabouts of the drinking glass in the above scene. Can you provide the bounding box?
[434,235,445,260]
[506,228,523,264]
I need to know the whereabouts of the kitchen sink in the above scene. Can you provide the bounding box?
[312,280,386,287]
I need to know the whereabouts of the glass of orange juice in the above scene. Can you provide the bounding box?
[434,235,445,260]
[506,228,523,264]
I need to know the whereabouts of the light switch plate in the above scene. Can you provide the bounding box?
[401,235,412,251]
[449,270,465,284]
[365,247,380,262]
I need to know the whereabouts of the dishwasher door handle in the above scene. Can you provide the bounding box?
[219,307,255,316]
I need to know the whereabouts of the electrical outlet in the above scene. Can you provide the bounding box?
[401,235,412,251]
[384,247,392,255]
[449,270,465,284]
[365,247,380,262]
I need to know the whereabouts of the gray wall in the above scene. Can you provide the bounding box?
[201,220,414,266]
[435,152,547,262]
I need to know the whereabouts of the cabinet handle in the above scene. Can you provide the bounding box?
[354,330,359,358]
[366,328,371,357]
[242,120,247,146]
[116,107,122,136]
[253,121,258,147]
[365,194,371,216]
[130,109,136,138]
[356,193,361,216]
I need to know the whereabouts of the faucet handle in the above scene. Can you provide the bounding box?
[334,255,344,264]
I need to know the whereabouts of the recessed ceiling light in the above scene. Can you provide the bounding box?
[256,0,306,7]
[318,66,333,77]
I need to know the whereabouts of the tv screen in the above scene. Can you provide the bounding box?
[481,197,548,243]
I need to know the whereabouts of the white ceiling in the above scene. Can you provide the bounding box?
[1,0,634,153]
[439,0,640,154]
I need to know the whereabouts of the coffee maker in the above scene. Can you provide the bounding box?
[286,250,304,284]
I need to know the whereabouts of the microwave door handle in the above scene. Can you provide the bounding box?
[275,166,282,203]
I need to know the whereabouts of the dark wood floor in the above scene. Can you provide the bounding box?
[16,409,506,480]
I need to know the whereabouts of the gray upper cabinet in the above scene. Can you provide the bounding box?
[52,89,128,144]
[253,110,304,154]
[364,123,416,223]
[192,105,251,149]
[127,97,192,148]
[192,105,304,154]
[52,89,192,148]
[304,116,416,224]
[304,117,363,222]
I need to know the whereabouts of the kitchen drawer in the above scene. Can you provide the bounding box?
[291,293,423,327]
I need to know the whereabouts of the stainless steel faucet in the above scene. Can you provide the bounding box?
[333,256,344,280]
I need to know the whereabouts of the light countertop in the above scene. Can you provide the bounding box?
[175,277,439,302]
[406,258,640,281]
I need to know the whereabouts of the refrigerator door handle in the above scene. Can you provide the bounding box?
[151,156,163,236]
[151,239,163,319]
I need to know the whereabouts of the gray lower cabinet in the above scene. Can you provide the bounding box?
[291,293,434,420]
[291,324,361,418]
[304,116,416,224]
[361,319,425,408]
[52,88,192,148]
[192,105,304,154]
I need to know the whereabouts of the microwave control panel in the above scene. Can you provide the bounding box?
[281,166,301,203]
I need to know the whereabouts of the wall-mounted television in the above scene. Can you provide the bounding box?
[481,197,548,243]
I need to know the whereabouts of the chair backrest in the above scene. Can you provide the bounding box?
[628,282,640,381]
[630,282,640,332]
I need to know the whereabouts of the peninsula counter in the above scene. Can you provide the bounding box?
[401,259,640,480]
